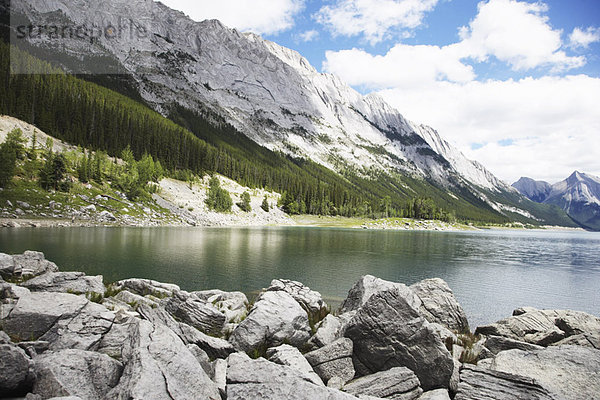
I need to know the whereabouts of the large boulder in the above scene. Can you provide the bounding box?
[164,293,226,335]
[410,278,469,332]
[304,338,355,385]
[0,252,16,278]
[40,301,115,351]
[479,345,600,400]
[32,349,123,400]
[113,278,180,298]
[267,279,328,322]
[193,289,249,325]
[22,272,105,295]
[226,352,358,400]
[307,312,356,350]
[475,308,600,346]
[2,292,88,341]
[484,335,544,355]
[455,364,554,400]
[553,331,600,349]
[137,304,234,359]
[343,367,423,400]
[229,290,311,352]
[266,344,323,386]
[0,342,34,396]
[345,287,454,391]
[339,275,421,314]
[106,319,221,400]
[12,251,60,278]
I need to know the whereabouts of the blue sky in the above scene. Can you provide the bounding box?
[160,0,600,183]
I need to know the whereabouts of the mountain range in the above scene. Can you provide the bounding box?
[1,0,582,227]
[513,172,600,230]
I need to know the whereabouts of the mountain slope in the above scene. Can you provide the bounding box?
[5,0,575,225]
[512,177,552,203]
[513,172,600,230]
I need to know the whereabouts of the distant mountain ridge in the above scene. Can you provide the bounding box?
[513,172,600,230]
[2,0,577,226]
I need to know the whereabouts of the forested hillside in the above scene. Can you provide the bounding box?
[0,41,512,222]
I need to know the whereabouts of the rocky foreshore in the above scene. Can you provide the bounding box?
[1,252,599,400]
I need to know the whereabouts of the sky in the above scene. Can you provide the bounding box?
[159,0,600,184]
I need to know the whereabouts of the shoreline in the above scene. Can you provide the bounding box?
[0,215,591,233]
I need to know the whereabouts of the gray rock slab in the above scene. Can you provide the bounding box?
[345,287,454,391]
[485,345,600,400]
[344,367,423,400]
[164,295,226,335]
[305,338,355,384]
[106,319,221,400]
[267,344,323,386]
[32,349,123,400]
[417,390,451,400]
[13,251,59,278]
[484,335,544,355]
[2,292,88,341]
[229,290,311,352]
[339,275,421,314]
[410,278,469,332]
[226,352,358,400]
[22,272,105,295]
[455,364,554,400]
[0,343,34,396]
[268,279,328,321]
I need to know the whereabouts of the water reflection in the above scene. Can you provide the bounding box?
[1,227,599,327]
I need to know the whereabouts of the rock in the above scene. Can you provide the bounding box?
[267,344,323,386]
[343,367,423,400]
[97,317,138,361]
[268,279,328,321]
[12,251,59,278]
[106,319,221,400]
[164,294,226,335]
[193,289,249,325]
[113,278,180,298]
[101,296,135,313]
[553,331,600,349]
[21,272,105,295]
[418,389,451,400]
[40,301,115,351]
[483,345,600,400]
[226,352,358,400]
[32,349,123,400]
[345,287,454,391]
[0,252,16,278]
[484,335,544,355]
[229,290,311,352]
[213,358,228,398]
[305,338,355,384]
[16,201,31,209]
[428,323,457,345]
[99,210,116,221]
[15,208,25,216]
[475,308,600,346]
[2,292,88,341]
[187,344,213,377]
[327,376,345,390]
[410,278,469,332]
[18,340,50,357]
[449,359,460,394]
[83,204,96,213]
[307,312,357,349]
[114,289,159,309]
[0,342,34,396]
[137,303,234,359]
[455,364,554,400]
[339,275,421,314]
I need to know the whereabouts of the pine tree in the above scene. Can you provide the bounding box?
[261,195,270,212]
[237,191,251,212]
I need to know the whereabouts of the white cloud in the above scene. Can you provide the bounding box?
[379,75,600,183]
[315,0,439,44]
[323,43,475,89]
[159,0,304,35]
[569,27,600,49]
[457,0,584,71]
[299,29,319,42]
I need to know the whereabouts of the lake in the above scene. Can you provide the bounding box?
[1,226,599,328]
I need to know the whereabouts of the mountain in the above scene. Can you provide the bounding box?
[513,172,600,230]
[512,177,552,203]
[3,0,576,226]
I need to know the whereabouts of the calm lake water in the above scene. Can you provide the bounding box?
[1,226,599,328]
